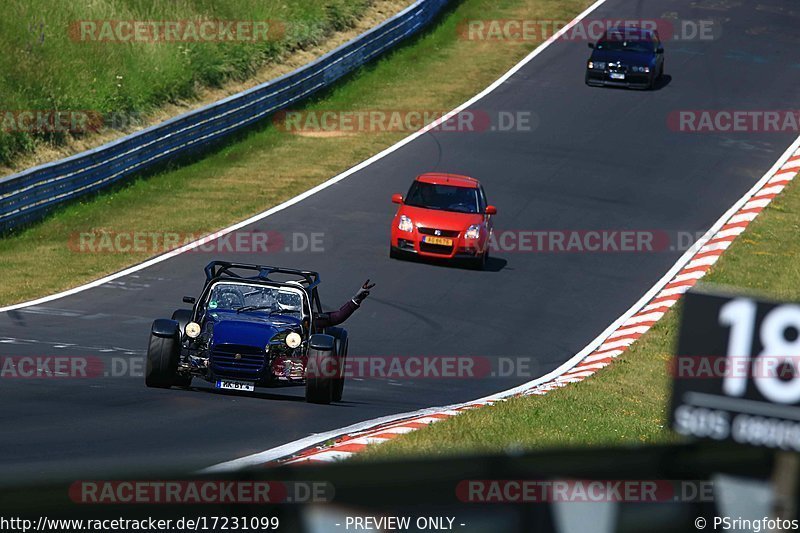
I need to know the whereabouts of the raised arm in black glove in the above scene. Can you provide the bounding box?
[315,280,376,328]
[352,279,376,306]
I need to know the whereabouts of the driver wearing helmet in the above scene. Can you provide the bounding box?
[213,285,245,309]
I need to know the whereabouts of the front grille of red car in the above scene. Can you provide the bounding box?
[419,242,454,255]
[418,227,460,238]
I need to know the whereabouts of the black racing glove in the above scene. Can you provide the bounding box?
[352,279,375,306]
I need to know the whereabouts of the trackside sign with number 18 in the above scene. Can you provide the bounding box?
[669,288,800,450]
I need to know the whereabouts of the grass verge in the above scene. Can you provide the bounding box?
[0,0,392,167]
[0,0,593,306]
[356,170,800,460]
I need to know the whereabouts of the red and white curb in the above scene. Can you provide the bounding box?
[525,151,800,396]
[278,405,493,465]
[240,145,800,467]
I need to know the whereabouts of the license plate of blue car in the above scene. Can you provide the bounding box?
[216,379,255,392]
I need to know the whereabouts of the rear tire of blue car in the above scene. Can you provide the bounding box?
[145,333,179,388]
[305,348,338,404]
[328,328,348,402]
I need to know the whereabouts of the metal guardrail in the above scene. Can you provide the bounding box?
[0,0,450,233]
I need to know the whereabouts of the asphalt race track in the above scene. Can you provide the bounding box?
[3,0,800,480]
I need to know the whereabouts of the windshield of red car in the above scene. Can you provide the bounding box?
[404,181,480,214]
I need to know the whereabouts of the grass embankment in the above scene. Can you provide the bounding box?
[358,171,800,460]
[0,0,387,167]
[0,0,594,305]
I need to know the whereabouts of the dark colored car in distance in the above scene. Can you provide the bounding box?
[585,26,665,90]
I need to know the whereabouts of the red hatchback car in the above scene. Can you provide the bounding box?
[390,173,496,269]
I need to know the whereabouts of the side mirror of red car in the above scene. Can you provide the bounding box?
[485,205,497,215]
[392,194,403,204]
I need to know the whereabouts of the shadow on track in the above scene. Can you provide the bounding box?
[390,254,508,272]
[188,385,307,403]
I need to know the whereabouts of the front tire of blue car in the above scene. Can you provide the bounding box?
[305,348,338,404]
[145,333,179,388]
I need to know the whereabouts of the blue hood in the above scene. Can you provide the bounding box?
[206,311,295,347]
[590,49,655,67]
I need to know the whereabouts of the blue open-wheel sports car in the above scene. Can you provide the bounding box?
[145,261,348,404]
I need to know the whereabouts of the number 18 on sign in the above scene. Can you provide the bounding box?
[669,288,800,450]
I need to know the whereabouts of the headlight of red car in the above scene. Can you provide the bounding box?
[465,224,482,239]
[398,215,414,232]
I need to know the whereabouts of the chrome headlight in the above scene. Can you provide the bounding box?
[588,61,605,70]
[632,66,650,73]
[185,322,201,338]
[465,224,482,239]
[286,332,302,349]
[397,215,413,232]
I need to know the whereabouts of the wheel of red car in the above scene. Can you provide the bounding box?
[469,250,487,271]
[145,332,180,388]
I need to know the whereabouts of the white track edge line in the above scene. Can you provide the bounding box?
[203,135,800,473]
[470,137,800,399]
[0,0,610,315]
[199,0,636,474]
